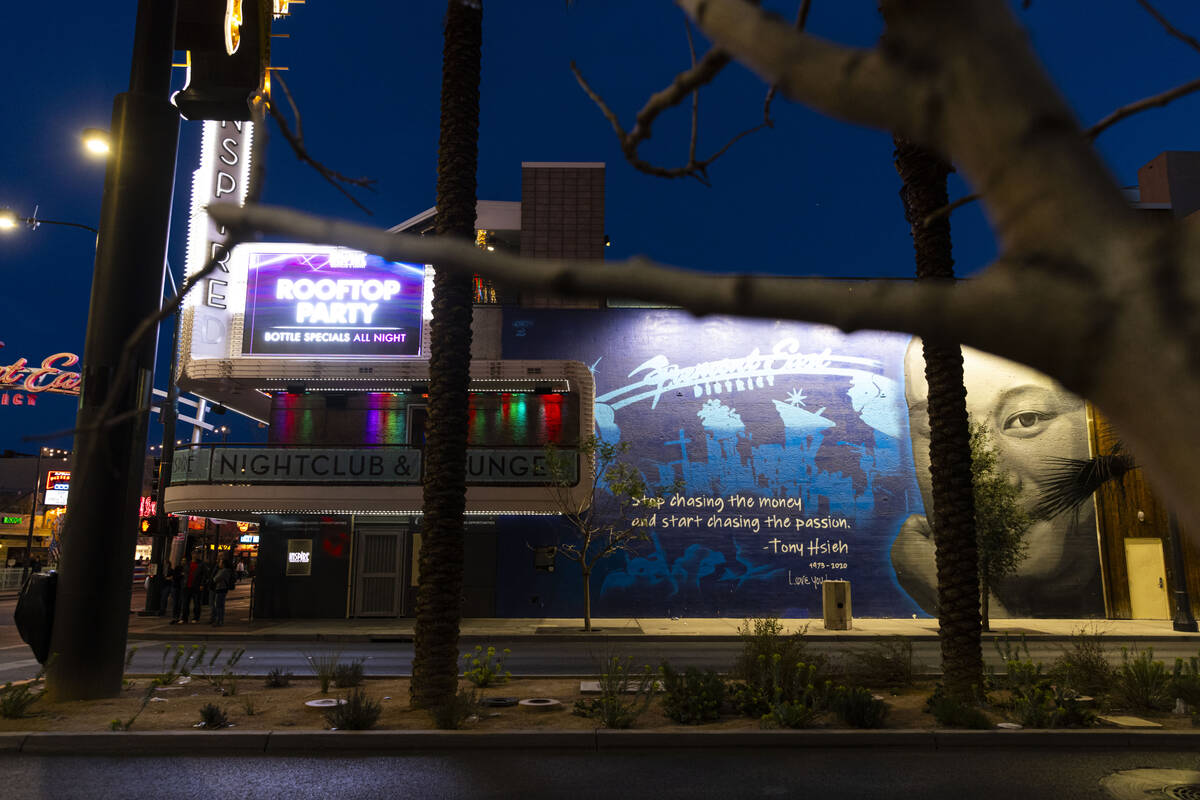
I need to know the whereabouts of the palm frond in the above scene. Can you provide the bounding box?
[1034,451,1137,519]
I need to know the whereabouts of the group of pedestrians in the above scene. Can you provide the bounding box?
[158,550,243,626]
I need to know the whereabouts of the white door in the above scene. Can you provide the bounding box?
[354,526,405,617]
[1125,537,1171,619]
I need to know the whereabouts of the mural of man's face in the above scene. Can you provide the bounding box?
[902,338,1097,601]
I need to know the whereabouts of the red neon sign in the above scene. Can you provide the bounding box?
[0,353,82,396]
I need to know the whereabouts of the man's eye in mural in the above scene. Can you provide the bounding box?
[1000,409,1056,438]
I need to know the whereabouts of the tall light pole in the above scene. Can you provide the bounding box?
[48,0,182,701]
[22,447,46,581]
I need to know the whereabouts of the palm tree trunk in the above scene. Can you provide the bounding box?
[894,137,984,700]
[410,0,482,710]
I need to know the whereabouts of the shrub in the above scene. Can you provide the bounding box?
[1049,628,1114,699]
[432,687,479,730]
[264,668,292,688]
[197,703,230,729]
[199,647,246,695]
[326,688,383,730]
[832,686,889,729]
[761,699,820,729]
[154,643,207,687]
[462,645,512,688]
[1169,655,1200,709]
[333,660,365,689]
[572,655,655,729]
[242,696,258,716]
[1013,685,1095,729]
[659,663,725,724]
[925,685,991,729]
[733,617,818,681]
[991,634,1044,694]
[730,656,828,718]
[844,637,914,688]
[304,650,343,694]
[0,682,39,719]
[1115,648,1171,711]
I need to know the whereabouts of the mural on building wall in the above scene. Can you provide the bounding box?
[499,309,1103,619]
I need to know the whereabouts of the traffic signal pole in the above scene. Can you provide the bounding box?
[48,0,181,700]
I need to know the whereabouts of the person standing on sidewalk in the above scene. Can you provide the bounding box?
[173,551,204,624]
[159,560,180,617]
[209,557,234,626]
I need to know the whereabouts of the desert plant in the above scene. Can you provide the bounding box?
[572,655,656,729]
[197,703,230,729]
[733,617,817,681]
[0,681,39,719]
[264,668,293,688]
[1115,647,1171,711]
[925,685,991,729]
[462,645,511,687]
[325,688,383,730]
[1049,627,1114,699]
[1169,655,1200,709]
[760,699,820,729]
[242,696,258,716]
[199,647,246,695]
[1013,685,1096,729]
[333,659,365,689]
[731,656,829,718]
[991,635,1045,694]
[154,643,207,687]
[659,663,726,724]
[844,637,915,688]
[432,687,478,730]
[832,686,890,729]
[304,650,343,694]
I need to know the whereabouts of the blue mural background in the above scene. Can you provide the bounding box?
[497,309,927,619]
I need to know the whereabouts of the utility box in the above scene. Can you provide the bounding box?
[822,580,852,630]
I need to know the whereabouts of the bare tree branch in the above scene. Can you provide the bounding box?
[572,10,772,185]
[1085,75,1200,140]
[763,0,813,126]
[1136,0,1200,55]
[267,74,378,214]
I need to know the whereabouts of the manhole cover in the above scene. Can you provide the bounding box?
[1102,770,1200,799]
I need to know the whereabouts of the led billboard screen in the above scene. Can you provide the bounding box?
[44,470,71,506]
[241,246,424,358]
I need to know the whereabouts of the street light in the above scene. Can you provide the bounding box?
[81,128,112,158]
[0,206,98,235]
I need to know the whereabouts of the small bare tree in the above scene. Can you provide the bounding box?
[544,436,680,632]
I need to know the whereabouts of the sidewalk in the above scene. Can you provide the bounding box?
[120,583,1200,642]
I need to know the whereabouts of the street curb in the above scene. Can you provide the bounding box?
[1,729,1197,755]
[124,632,1200,644]
[19,731,271,754]
[264,730,597,752]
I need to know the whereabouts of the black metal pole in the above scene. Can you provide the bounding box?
[142,306,181,615]
[21,447,44,583]
[1167,511,1198,632]
[47,0,181,700]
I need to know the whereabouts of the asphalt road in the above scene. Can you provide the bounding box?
[2,749,1199,799]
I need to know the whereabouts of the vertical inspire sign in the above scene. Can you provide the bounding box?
[183,120,255,360]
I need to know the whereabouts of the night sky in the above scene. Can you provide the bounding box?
[1,0,1198,452]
